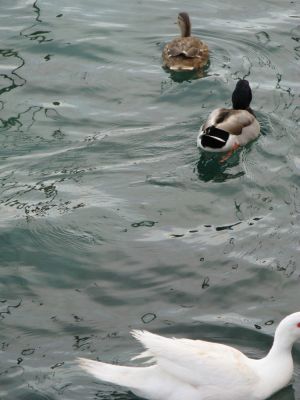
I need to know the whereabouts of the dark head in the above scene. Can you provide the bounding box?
[231,79,252,110]
[177,12,191,37]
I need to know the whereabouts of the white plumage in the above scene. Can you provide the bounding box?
[78,312,300,400]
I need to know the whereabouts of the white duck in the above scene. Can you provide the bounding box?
[197,79,260,155]
[78,312,300,400]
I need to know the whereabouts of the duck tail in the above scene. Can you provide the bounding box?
[200,126,229,149]
[78,357,150,389]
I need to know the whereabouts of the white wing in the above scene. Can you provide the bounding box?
[202,108,225,129]
[203,108,256,136]
[131,330,258,390]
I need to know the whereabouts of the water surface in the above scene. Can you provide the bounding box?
[0,0,300,399]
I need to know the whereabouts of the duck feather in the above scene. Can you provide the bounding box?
[197,80,260,152]
[162,13,209,71]
[131,330,258,389]
[203,108,256,136]
[78,312,300,400]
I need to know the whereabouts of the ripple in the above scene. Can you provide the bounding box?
[0,1,300,400]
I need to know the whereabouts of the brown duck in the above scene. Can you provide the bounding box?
[162,12,209,71]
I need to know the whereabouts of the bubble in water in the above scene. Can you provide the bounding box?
[255,31,270,45]
[141,313,156,324]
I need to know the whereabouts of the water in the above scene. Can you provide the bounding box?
[0,0,300,399]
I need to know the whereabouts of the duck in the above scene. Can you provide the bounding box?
[78,312,300,400]
[162,12,209,71]
[197,79,260,155]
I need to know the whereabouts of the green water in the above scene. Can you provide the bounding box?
[0,0,300,399]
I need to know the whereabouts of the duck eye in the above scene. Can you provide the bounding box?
[297,322,300,328]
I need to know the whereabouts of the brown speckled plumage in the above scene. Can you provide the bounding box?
[162,13,209,71]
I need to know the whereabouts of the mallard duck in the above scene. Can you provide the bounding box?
[162,12,209,71]
[78,312,300,400]
[197,80,260,154]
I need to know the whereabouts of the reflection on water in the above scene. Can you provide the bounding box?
[165,62,210,82]
[94,391,141,400]
[0,49,26,96]
[0,106,62,134]
[84,378,296,400]
[269,386,295,400]
[21,29,53,44]
[0,0,300,399]
[0,106,42,132]
[20,0,53,43]
[33,0,42,23]
[196,150,244,182]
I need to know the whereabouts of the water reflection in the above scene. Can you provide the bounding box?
[0,106,42,132]
[33,0,42,23]
[231,55,252,82]
[0,105,62,138]
[0,1,299,400]
[195,151,244,182]
[94,391,142,400]
[81,380,296,400]
[269,386,295,400]
[20,0,53,43]
[163,62,210,82]
[0,171,85,220]
[0,49,26,96]
[21,29,53,44]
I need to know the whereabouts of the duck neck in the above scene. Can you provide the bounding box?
[254,328,294,399]
[180,20,191,37]
[266,329,294,360]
